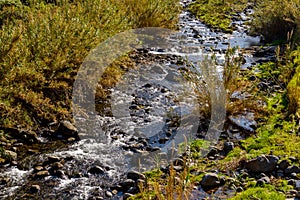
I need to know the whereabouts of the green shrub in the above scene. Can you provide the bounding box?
[251,0,300,43]
[229,187,285,200]
[287,49,300,116]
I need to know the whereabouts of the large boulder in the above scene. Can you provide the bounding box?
[55,120,78,139]
[244,155,279,173]
[200,173,220,188]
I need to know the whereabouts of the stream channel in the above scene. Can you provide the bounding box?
[0,0,274,199]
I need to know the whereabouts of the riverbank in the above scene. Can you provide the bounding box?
[127,0,300,199]
[0,0,180,162]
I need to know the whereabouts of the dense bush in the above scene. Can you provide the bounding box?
[251,0,300,43]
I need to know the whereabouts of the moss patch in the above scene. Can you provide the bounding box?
[189,0,252,33]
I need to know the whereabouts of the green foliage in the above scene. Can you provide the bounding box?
[0,0,21,8]
[251,0,300,43]
[229,186,285,200]
[287,48,300,116]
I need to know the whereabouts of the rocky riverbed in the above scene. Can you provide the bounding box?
[1,0,298,199]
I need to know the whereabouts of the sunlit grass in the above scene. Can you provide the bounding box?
[0,0,180,130]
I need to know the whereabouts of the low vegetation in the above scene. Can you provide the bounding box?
[189,0,254,33]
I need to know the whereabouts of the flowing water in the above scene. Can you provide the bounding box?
[0,0,270,199]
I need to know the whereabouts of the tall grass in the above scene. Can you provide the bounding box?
[0,0,180,130]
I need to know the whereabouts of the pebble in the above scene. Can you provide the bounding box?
[285,165,300,174]
[112,189,118,195]
[200,173,220,188]
[30,185,40,193]
[278,160,290,170]
[236,187,244,192]
[47,156,60,163]
[127,170,145,181]
[223,141,234,153]
[0,178,10,185]
[34,166,44,171]
[121,179,136,191]
[105,191,113,197]
[52,162,64,170]
[36,170,50,177]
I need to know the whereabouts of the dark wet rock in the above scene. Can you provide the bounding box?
[127,170,145,181]
[56,170,67,179]
[158,137,169,144]
[123,193,134,200]
[0,128,37,144]
[287,179,296,186]
[253,46,276,57]
[121,179,136,191]
[52,162,64,170]
[223,141,234,153]
[207,147,219,157]
[243,155,279,173]
[278,160,290,170]
[289,189,298,196]
[88,166,105,174]
[257,176,270,185]
[30,185,40,193]
[248,75,256,81]
[56,120,78,139]
[127,186,138,194]
[173,158,184,166]
[276,170,284,178]
[200,173,221,189]
[47,155,61,163]
[236,187,244,192]
[146,146,160,152]
[289,156,297,162]
[36,170,50,178]
[0,177,10,185]
[285,165,300,175]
